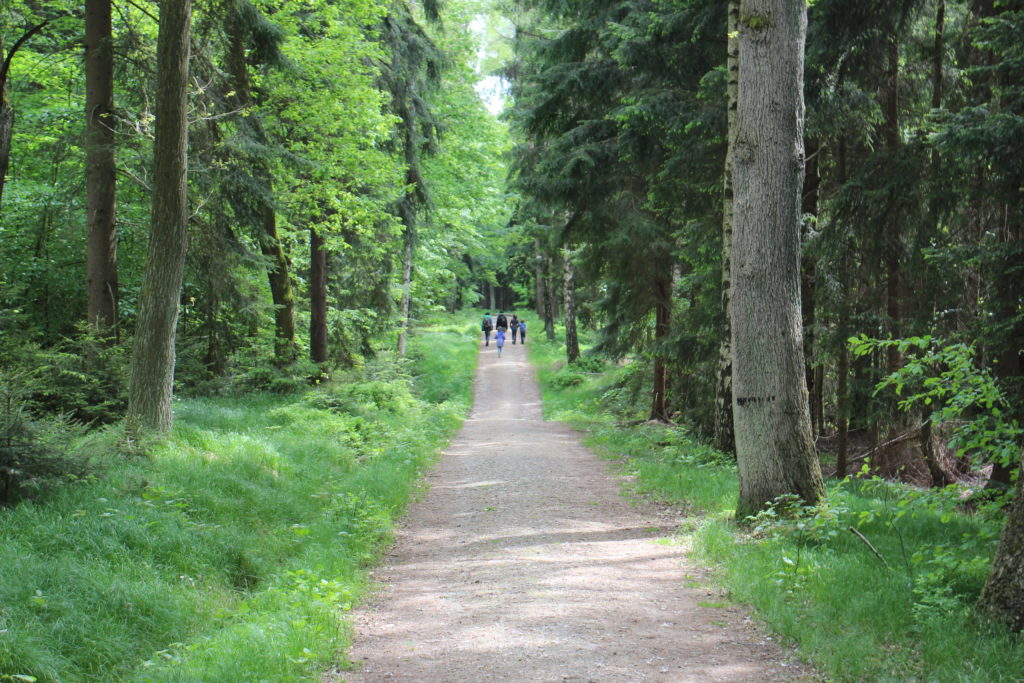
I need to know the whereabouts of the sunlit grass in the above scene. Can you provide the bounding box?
[0,317,476,681]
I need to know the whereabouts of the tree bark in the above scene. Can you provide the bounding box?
[126,0,191,435]
[884,37,902,376]
[731,0,824,518]
[802,137,820,434]
[535,237,547,320]
[836,137,850,479]
[396,220,414,356]
[85,0,119,340]
[543,255,556,341]
[563,249,580,363]
[713,0,739,455]
[310,226,328,364]
[651,273,671,422]
[260,205,296,365]
[977,464,1024,632]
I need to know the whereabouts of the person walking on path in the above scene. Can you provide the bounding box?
[518,319,526,345]
[481,313,493,346]
[495,311,508,333]
[494,327,506,357]
[509,314,520,344]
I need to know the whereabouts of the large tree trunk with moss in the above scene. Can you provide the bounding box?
[977,468,1024,632]
[85,0,119,340]
[126,0,191,435]
[713,0,740,454]
[310,226,328,364]
[730,0,824,518]
[563,249,579,363]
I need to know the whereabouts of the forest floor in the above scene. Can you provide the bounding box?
[326,340,818,683]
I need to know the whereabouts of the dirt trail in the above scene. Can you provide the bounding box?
[328,340,813,682]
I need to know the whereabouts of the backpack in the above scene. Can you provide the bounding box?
[496,314,507,328]
[482,316,493,331]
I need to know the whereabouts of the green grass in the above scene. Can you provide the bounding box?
[0,316,477,682]
[528,333,1024,683]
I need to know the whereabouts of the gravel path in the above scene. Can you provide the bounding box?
[328,340,814,682]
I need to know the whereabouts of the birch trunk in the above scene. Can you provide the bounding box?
[731,0,824,517]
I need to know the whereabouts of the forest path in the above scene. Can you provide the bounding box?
[328,339,813,682]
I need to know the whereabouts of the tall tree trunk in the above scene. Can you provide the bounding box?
[563,249,580,363]
[126,0,191,435]
[977,466,1024,632]
[310,226,328,364]
[714,0,739,454]
[543,255,556,341]
[836,137,850,479]
[651,273,671,422]
[802,137,820,434]
[884,37,902,376]
[932,0,945,112]
[534,237,547,320]
[260,205,296,365]
[396,219,414,356]
[731,0,824,518]
[85,0,119,340]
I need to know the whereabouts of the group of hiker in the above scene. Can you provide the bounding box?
[481,312,526,356]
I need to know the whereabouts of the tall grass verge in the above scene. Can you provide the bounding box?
[527,334,1024,682]
[0,315,477,682]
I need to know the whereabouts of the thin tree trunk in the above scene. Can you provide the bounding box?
[126,0,191,435]
[836,137,850,478]
[85,0,119,340]
[310,226,328,364]
[713,0,739,454]
[396,221,414,356]
[260,205,296,365]
[543,255,556,341]
[731,0,824,518]
[884,37,902,376]
[802,137,820,434]
[651,273,671,422]
[535,237,547,320]
[563,249,580,363]
[932,0,945,112]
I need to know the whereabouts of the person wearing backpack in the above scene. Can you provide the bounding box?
[495,312,508,332]
[481,313,494,346]
[509,314,520,344]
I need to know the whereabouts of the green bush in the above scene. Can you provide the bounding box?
[0,370,92,505]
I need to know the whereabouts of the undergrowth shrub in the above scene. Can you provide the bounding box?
[0,370,91,505]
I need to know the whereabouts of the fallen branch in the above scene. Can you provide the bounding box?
[848,526,890,570]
